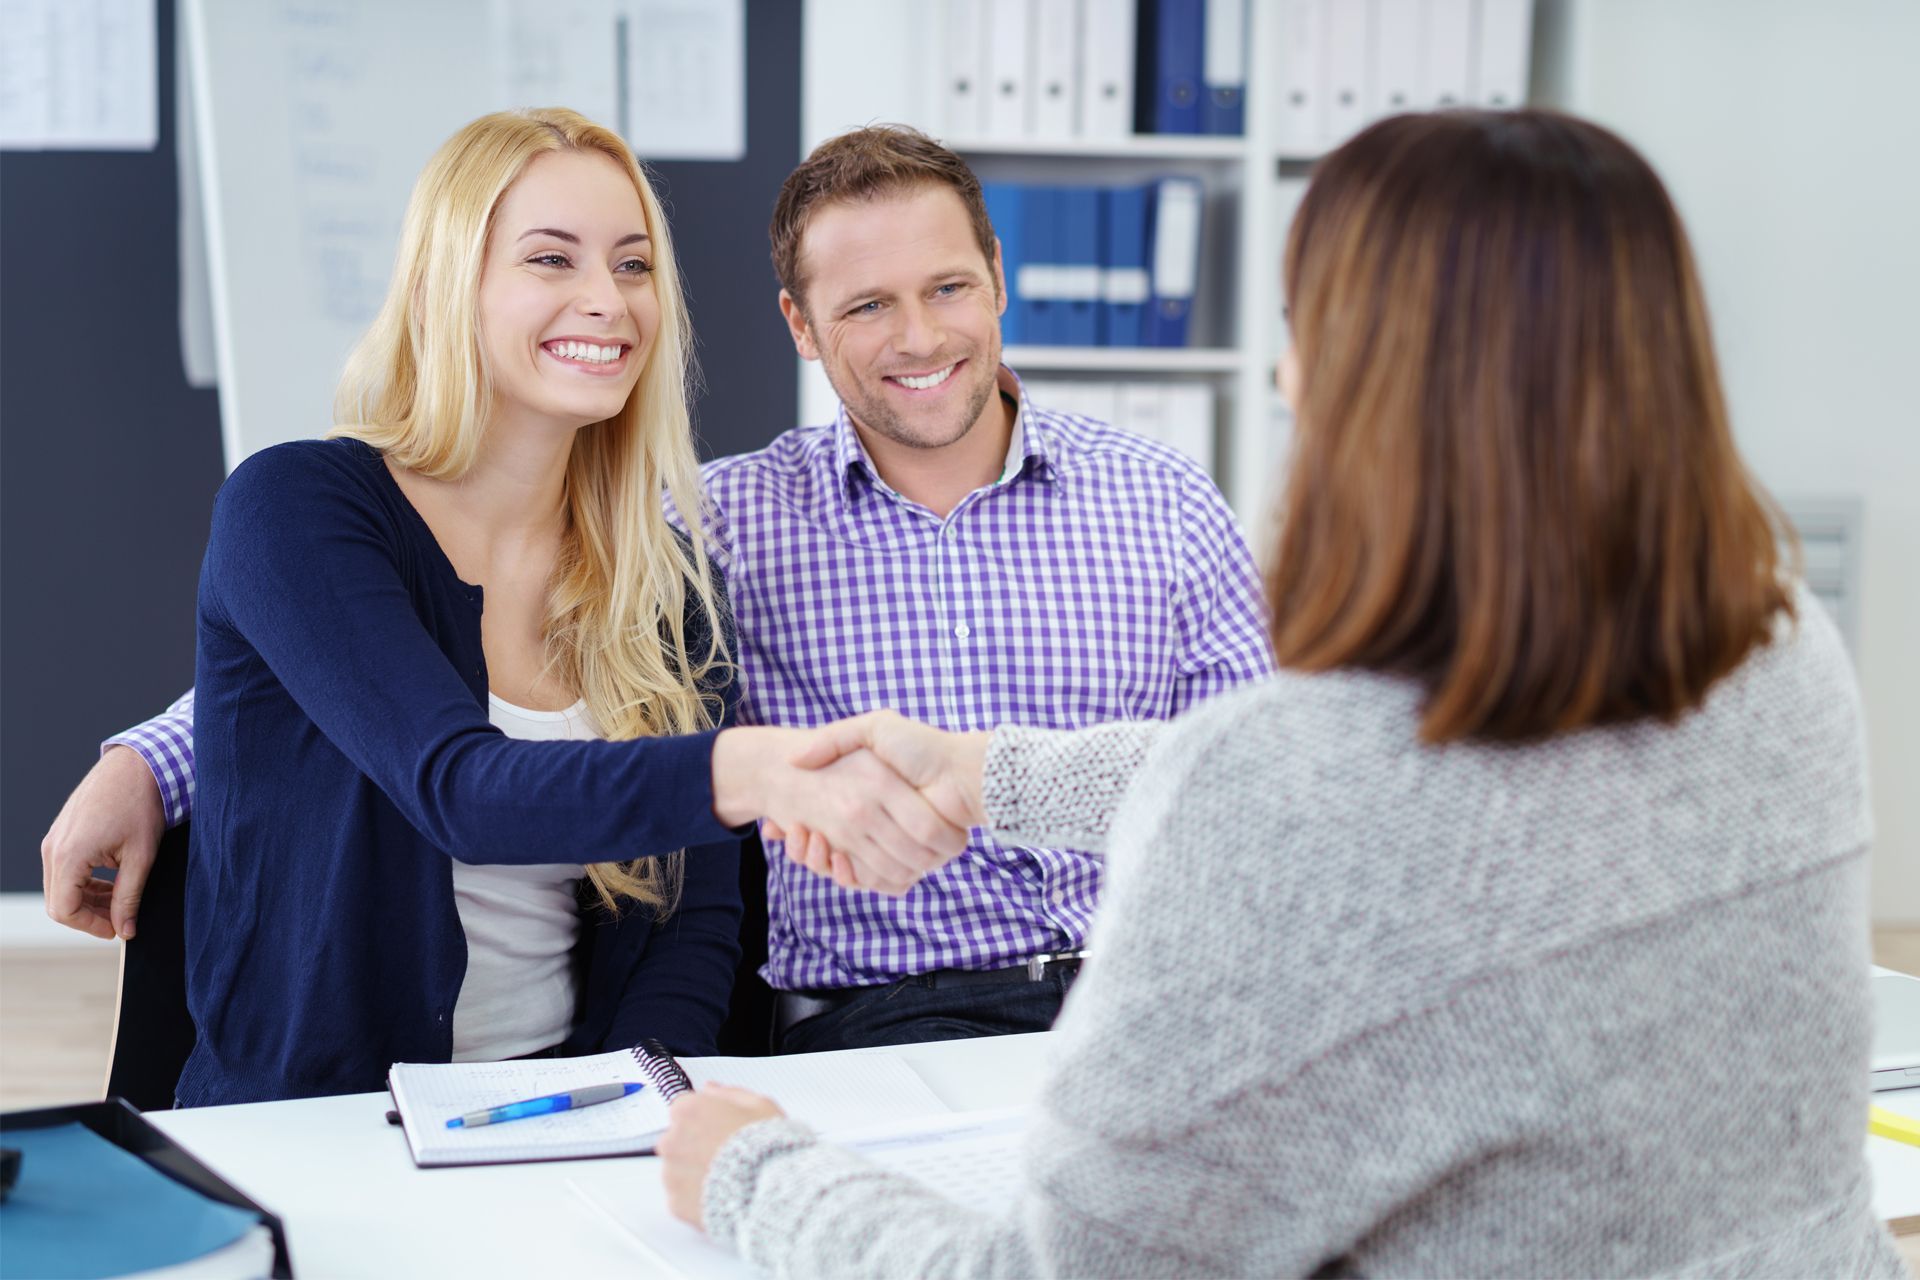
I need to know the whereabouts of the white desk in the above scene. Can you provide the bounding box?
[149,1035,1920,1277]
[1873,1085,1920,1232]
[149,1034,1054,1279]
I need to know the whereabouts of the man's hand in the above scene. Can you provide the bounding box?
[41,746,167,941]
[711,727,969,896]
[771,712,991,888]
[657,1085,786,1232]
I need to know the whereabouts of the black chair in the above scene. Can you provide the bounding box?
[103,822,774,1100]
[104,822,196,1111]
[715,831,775,1056]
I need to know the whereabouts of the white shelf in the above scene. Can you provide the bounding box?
[947,134,1248,161]
[1004,346,1245,373]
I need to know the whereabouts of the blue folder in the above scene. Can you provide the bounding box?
[982,182,1027,346]
[1101,184,1150,347]
[1141,0,1204,134]
[1025,184,1062,345]
[1202,0,1246,135]
[1145,176,1203,347]
[1059,186,1102,347]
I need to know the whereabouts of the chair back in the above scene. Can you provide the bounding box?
[105,822,196,1110]
[716,832,774,1055]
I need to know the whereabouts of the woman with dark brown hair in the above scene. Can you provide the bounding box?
[655,111,1904,1278]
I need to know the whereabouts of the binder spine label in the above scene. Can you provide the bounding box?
[1102,267,1151,305]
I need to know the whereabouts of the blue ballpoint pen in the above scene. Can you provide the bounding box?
[446,1081,645,1129]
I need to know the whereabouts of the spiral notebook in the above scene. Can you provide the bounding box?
[386,1039,950,1167]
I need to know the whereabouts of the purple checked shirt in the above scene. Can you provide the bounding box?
[692,370,1273,989]
[110,370,1273,989]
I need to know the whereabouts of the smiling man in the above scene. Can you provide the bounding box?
[695,127,1274,1051]
[41,127,1273,1054]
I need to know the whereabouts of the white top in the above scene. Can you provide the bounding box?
[449,695,594,1062]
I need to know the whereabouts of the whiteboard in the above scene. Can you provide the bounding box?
[181,0,742,470]
[185,0,492,467]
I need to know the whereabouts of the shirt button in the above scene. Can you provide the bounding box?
[954,623,972,639]
[942,525,958,540]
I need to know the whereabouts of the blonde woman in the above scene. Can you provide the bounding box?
[179,109,960,1106]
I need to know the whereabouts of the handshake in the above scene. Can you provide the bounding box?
[712,711,993,898]
[42,709,995,945]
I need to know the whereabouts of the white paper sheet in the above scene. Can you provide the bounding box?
[623,0,744,160]
[174,19,217,388]
[0,0,157,151]
[568,1107,1032,1278]
[573,1171,765,1280]
[838,1105,1031,1216]
[489,0,620,126]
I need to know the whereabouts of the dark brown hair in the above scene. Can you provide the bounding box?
[769,125,998,312]
[1270,110,1793,743]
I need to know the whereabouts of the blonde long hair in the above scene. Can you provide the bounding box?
[332,108,729,914]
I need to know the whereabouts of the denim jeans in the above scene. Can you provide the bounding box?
[775,968,1078,1054]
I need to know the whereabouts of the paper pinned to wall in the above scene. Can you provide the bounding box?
[480,0,747,153]
[624,0,745,160]
[490,0,620,126]
[0,0,158,151]
[175,21,217,388]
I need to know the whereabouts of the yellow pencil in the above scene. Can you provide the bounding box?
[1870,1106,1920,1148]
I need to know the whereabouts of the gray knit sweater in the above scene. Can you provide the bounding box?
[704,596,1903,1278]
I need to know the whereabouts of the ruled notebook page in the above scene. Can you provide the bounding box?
[390,1050,951,1166]
[390,1049,669,1165]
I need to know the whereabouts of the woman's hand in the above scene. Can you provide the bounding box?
[769,712,991,891]
[710,726,969,895]
[657,1085,787,1232]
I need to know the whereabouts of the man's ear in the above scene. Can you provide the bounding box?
[991,237,1009,319]
[778,289,820,362]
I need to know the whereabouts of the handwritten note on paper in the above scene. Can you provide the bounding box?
[489,0,620,126]
[0,0,157,151]
[279,3,395,329]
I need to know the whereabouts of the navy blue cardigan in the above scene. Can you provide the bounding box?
[182,438,745,1105]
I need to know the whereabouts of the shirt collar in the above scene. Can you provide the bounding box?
[833,363,1057,504]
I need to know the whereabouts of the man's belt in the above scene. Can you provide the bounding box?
[775,949,1089,1035]
[929,949,1090,986]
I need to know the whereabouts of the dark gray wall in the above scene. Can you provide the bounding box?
[0,0,802,890]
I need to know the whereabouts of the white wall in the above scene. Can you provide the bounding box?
[1540,0,1920,921]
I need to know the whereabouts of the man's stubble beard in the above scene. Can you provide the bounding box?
[829,343,1002,452]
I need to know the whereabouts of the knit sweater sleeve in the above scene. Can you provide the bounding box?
[979,720,1163,852]
[698,699,1299,1278]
